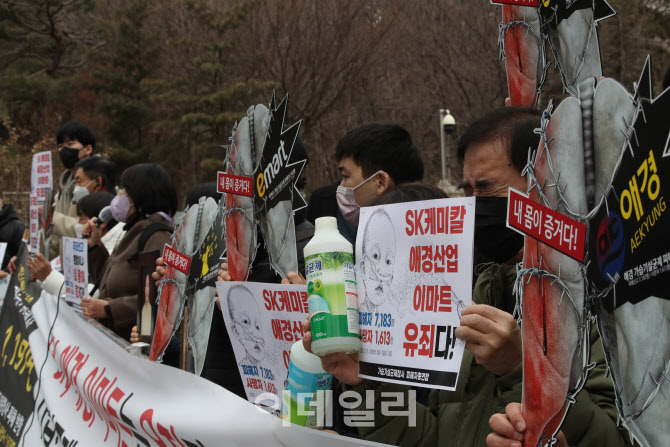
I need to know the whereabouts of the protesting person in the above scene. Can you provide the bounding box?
[307,180,356,244]
[27,192,117,297]
[0,191,26,278]
[300,108,632,446]
[51,156,116,240]
[50,156,117,258]
[81,163,177,340]
[49,122,97,259]
[335,122,425,228]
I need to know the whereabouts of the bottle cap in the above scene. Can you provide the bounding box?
[314,216,337,231]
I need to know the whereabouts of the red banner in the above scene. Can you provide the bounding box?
[507,188,586,262]
[217,172,253,197]
[491,0,539,6]
[163,244,191,274]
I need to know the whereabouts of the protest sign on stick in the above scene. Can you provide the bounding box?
[507,187,587,262]
[585,57,670,447]
[0,242,7,308]
[0,242,6,268]
[62,237,87,314]
[224,93,307,282]
[356,197,475,390]
[30,151,52,206]
[28,192,39,255]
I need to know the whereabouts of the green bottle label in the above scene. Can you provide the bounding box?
[306,252,359,342]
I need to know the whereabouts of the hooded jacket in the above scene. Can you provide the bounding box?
[0,203,26,270]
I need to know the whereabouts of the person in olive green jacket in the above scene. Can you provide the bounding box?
[300,108,634,447]
[310,262,630,447]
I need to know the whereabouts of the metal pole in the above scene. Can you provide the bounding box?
[444,137,450,185]
[439,109,446,181]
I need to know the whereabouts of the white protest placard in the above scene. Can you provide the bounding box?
[62,236,87,313]
[50,256,62,273]
[31,151,52,205]
[0,242,6,268]
[0,242,7,307]
[0,275,7,309]
[28,192,39,254]
[356,197,475,390]
[216,281,309,410]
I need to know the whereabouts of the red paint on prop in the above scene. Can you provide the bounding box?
[150,223,186,362]
[502,5,541,107]
[225,125,253,282]
[520,131,583,447]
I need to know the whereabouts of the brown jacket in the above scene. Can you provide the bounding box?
[89,213,173,340]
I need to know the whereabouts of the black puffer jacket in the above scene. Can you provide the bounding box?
[0,203,26,270]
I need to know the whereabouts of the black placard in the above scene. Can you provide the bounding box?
[0,244,41,443]
[252,93,306,215]
[588,58,670,311]
[359,360,458,389]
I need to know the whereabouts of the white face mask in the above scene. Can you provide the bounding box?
[73,179,96,202]
[74,223,84,238]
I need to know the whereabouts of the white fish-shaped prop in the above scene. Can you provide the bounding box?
[588,58,670,447]
[519,98,589,447]
[252,93,306,278]
[225,104,267,281]
[225,93,307,281]
[499,3,545,107]
[495,1,616,105]
[185,197,221,376]
[150,201,203,362]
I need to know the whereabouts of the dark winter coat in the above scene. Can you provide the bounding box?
[88,213,173,340]
[0,203,26,270]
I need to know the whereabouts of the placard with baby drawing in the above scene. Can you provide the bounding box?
[216,281,309,411]
[356,197,475,390]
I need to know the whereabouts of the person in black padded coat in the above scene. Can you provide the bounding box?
[0,192,26,274]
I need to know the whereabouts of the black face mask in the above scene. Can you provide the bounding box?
[59,146,81,169]
[474,197,524,264]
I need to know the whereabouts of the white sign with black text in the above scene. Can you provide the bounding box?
[356,197,475,390]
[62,237,87,313]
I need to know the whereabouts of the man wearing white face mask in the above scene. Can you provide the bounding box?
[50,156,116,260]
[335,122,425,228]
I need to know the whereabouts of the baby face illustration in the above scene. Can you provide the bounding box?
[361,210,395,307]
[227,286,265,363]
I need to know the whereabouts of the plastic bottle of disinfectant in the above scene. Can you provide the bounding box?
[280,340,333,427]
[304,216,361,356]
